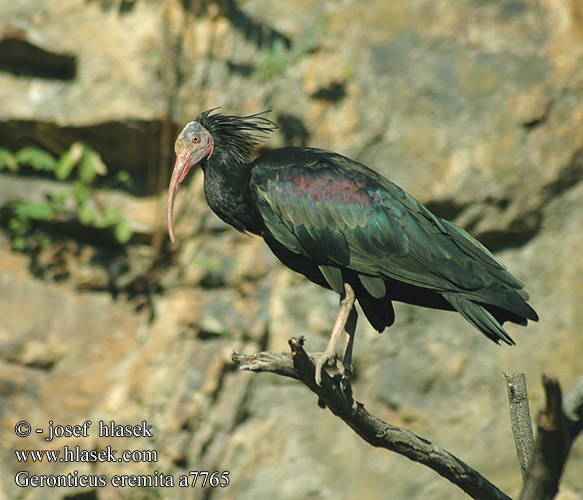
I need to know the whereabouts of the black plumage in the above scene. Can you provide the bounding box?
[166,109,538,382]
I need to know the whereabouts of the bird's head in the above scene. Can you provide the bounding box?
[166,109,277,243]
[166,120,214,243]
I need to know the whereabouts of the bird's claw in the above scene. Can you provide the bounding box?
[314,353,332,387]
[314,351,353,390]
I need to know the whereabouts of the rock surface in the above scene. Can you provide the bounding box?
[0,0,582,499]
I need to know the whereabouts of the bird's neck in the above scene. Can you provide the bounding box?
[202,155,261,234]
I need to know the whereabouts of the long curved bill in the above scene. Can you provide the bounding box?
[166,152,193,244]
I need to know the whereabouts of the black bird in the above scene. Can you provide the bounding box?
[166,109,538,385]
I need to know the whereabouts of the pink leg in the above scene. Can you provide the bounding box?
[315,283,357,386]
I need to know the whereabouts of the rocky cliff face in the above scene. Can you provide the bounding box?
[0,1,582,499]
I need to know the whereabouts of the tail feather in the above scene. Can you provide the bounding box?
[443,294,516,345]
[357,294,395,333]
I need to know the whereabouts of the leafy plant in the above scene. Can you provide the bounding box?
[14,147,58,172]
[255,39,290,81]
[0,143,134,250]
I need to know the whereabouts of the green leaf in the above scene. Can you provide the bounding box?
[113,218,132,244]
[100,206,123,227]
[91,150,107,176]
[0,148,17,172]
[8,216,30,233]
[115,170,132,187]
[14,147,57,172]
[48,189,69,211]
[79,150,98,184]
[12,235,28,251]
[78,204,98,225]
[55,142,84,180]
[79,149,107,184]
[11,201,55,221]
[38,233,53,248]
[73,181,91,206]
[192,256,223,273]
[255,39,289,81]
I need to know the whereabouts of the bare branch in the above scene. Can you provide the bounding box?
[232,337,511,500]
[503,372,534,481]
[232,350,300,379]
[519,374,583,500]
[563,374,583,429]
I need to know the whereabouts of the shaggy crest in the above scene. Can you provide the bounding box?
[196,108,278,163]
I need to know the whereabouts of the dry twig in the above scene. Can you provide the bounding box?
[503,372,535,481]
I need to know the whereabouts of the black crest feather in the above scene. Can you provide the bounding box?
[196,109,278,163]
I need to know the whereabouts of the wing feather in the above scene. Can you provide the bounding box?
[250,148,534,319]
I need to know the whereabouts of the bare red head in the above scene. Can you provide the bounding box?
[167,110,277,242]
[166,121,214,243]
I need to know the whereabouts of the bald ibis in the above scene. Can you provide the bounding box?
[166,109,538,385]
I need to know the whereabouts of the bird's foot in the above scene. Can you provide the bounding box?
[314,349,353,389]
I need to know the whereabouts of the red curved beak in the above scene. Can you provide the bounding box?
[166,152,193,244]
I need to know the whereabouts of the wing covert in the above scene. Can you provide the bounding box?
[250,148,523,298]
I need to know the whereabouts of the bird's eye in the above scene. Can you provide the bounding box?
[192,135,200,144]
